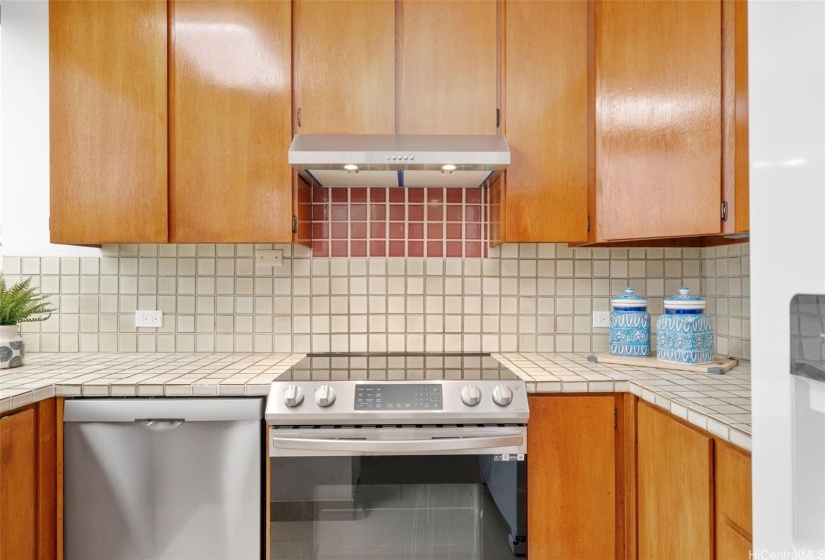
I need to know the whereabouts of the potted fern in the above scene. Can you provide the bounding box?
[0,277,56,368]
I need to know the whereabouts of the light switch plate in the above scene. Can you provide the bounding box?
[592,311,611,328]
[135,310,162,328]
[257,249,284,267]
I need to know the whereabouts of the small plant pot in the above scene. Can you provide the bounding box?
[0,325,25,368]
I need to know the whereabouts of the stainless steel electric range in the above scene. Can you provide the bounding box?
[265,353,529,559]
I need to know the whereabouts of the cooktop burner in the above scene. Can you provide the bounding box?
[274,352,521,382]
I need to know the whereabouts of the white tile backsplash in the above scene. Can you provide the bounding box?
[703,242,751,359]
[1,242,748,356]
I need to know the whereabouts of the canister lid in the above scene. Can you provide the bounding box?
[612,287,648,308]
[664,287,706,310]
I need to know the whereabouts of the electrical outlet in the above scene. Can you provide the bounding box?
[135,310,163,328]
[257,249,284,267]
[592,311,611,328]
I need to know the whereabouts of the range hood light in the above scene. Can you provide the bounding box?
[344,164,359,173]
[441,164,457,174]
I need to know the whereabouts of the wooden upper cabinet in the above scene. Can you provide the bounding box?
[502,0,589,243]
[594,0,723,241]
[50,0,168,244]
[291,0,395,247]
[398,0,497,135]
[528,396,617,559]
[294,0,395,135]
[169,0,293,243]
[722,0,749,235]
[637,402,714,560]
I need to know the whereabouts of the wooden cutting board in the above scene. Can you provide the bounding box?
[587,353,738,374]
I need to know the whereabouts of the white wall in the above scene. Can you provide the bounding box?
[750,0,825,553]
[1,0,99,257]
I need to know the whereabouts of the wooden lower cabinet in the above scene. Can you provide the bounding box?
[0,399,59,560]
[0,406,37,558]
[634,400,754,560]
[717,521,752,560]
[527,395,619,559]
[715,440,753,559]
[637,401,714,560]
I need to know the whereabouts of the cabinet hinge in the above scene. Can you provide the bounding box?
[614,408,618,429]
[297,107,302,128]
[496,108,500,129]
[587,215,591,233]
[721,201,728,222]
[292,215,298,234]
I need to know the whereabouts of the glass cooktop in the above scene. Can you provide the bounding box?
[275,353,521,383]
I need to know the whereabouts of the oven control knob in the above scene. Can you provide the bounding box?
[314,385,337,408]
[461,385,482,407]
[492,385,514,407]
[283,385,304,408]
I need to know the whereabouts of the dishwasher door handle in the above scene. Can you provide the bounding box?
[271,433,523,455]
[135,419,185,432]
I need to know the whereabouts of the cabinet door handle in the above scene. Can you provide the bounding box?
[135,418,185,432]
[272,432,524,455]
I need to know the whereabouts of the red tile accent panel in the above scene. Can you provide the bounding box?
[311,187,488,257]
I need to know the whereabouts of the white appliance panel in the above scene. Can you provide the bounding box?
[750,0,825,553]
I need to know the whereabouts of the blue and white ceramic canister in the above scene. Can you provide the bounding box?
[610,287,651,357]
[656,288,714,364]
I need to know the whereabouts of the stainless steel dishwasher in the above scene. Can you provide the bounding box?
[64,398,263,560]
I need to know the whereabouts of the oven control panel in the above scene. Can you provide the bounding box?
[355,384,443,410]
[265,380,529,426]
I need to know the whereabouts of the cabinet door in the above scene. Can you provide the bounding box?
[0,407,37,558]
[294,0,395,134]
[722,0,749,235]
[715,441,752,558]
[50,0,168,244]
[503,0,589,243]
[595,0,722,240]
[528,396,617,559]
[170,0,293,243]
[37,399,58,560]
[637,402,713,560]
[398,0,497,135]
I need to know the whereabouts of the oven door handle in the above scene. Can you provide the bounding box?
[271,433,524,455]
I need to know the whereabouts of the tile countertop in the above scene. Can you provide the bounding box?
[0,352,751,451]
[494,353,751,451]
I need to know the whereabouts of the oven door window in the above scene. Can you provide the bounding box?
[270,455,526,559]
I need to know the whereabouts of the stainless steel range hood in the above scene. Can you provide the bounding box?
[288,134,510,188]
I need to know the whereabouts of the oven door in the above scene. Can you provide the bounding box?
[269,426,527,559]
